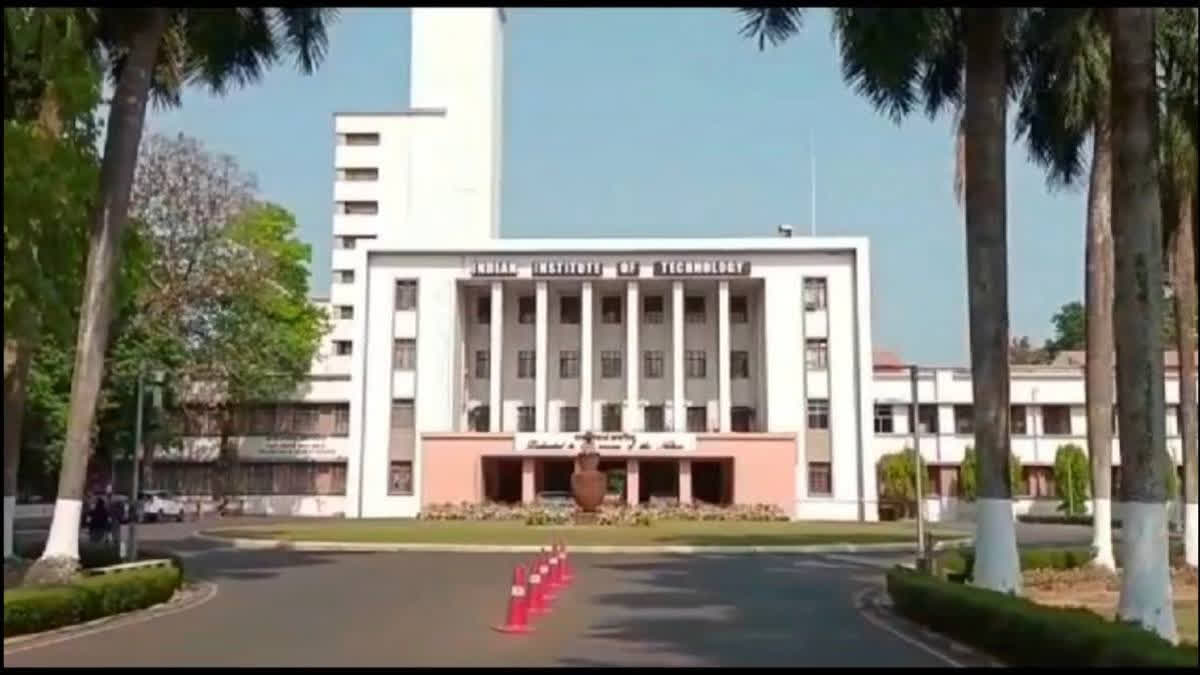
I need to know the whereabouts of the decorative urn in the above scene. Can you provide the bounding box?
[570,433,606,513]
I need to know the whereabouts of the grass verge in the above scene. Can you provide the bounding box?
[211,519,967,547]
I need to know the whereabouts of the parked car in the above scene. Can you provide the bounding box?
[138,490,185,522]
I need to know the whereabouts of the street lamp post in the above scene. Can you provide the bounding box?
[910,365,929,570]
[126,369,166,562]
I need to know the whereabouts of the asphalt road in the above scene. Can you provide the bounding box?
[4,518,1091,667]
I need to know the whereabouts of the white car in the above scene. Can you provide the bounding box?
[138,490,185,522]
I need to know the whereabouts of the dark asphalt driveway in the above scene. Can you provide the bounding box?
[7,518,963,667]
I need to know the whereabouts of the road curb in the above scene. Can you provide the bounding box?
[3,580,218,654]
[192,529,973,555]
[853,585,1003,668]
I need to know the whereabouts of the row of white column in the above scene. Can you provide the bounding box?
[486,279,734,433]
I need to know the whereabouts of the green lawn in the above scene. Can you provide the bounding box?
[212,519,968,547]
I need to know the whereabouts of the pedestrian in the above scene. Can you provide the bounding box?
[88,497,112,545]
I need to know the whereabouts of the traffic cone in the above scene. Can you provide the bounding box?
[492,565,532,634]
[559,540,574,585]
[527,555,549,617]
[547,547,563,590]
[538,550,558,602]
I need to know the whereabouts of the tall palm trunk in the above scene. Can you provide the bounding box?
[963,8,1021,594]
[1109,6,1177,643]
[1085,113,1117,571]
[1170,192,1197,569]
[3,335,35,559]
[35,9,169,574]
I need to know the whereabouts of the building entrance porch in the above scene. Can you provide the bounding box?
[479,456,734,507]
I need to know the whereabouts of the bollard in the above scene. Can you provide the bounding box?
[492,565,533,634]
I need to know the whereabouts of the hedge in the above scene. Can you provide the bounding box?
[1018,514,1123,527]
[939,546,1092,582]
[886,566,1199,667]
[14,541,124,570]
[3,563,183,638]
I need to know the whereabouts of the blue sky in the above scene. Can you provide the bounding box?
[145,8,1087,366]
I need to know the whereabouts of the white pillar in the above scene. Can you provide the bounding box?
[625,280,640,432]
[679,459,692,504]
[581,281,594,431]
[672,280,686,431]
[718,280,731,432]
[535,281,548,431]
[489,282,503,431]
[626,459,640,506]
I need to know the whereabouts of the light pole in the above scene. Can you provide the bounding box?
[910,365,928,569]
[126,368,165,562]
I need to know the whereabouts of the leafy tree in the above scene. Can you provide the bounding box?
[876,448,931,519]
[1045,301,1085,354]
[1053,444,1090,516]
[739,6,1028,592]
[38,8,337,576]
[959,446,1023,503]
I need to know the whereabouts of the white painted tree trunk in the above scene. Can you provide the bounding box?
[972,498,1022,593]
[1117,503,1178,643]
[3,496,14,559]
[1090,497,1117,571]
[1186,502,1198,568]
[42,498,83,560]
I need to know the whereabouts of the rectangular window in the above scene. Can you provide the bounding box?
[805,339,828,370]
[336,200,379,215]
[390,400,415,430]
[643,406,665,432]
[731,350,750,379]
[731,296,749,323]
[731,406,755,432]
[334,340,352,356]
[293,406,320,435]
[518,296,535,324]
[517,350,536,379]
[643,296,664,324]
[874,404,894,433]
[517,406,536,432]
[913,404,939,434]
[685,296,706,323]
[601,296,622,324]
[953,404,973,434]
[335,167,379,181]
[394,280,417,311]
[804,278,827,311]
[336,236,357,250]
[389,461,413,495]
[1042,405,1072,435]
[601,351,622,379]
[393,339,416,371]
[334,406,350,436]
[559,406,580,432]
[560,350,579,379]
[808,462,832,495]
[335,270,355,284]
[686,350,707,378]
[601,403,622,432]
[337,305,353,320]
[1011,405,1028,435]
[686,406,707,432]
[474,350,489,379]
[338,132,380,146]
[469,406,489,432]
[807,399,830,429]
[476,296,491,324]
[560,296,581,324]
[643,350,664,379]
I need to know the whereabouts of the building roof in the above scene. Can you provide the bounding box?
[363,235,870,256]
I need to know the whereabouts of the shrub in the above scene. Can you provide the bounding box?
[960,446,1023,502]
[14,541,123,569]
[886,566,1198,666]
[938,546,1093,582]
[876,448,929,518]
[3,565,183,638]
[1053,444,1090,516]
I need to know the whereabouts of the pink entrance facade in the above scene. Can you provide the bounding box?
[420,432,797,516]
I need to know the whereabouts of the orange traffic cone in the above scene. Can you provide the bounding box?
[538,550,558,602]
[559,540,574,585]
[548,547,563,591]
[492,565,532,634]
[527,555,549,617]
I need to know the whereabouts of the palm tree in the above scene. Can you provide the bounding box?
[737,7,1025,593]
[1156,7,1198,571]
[1108,7,1177,642]
[1013,9,1118,571]
[31,8,337,580]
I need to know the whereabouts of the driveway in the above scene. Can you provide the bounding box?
[7,519,960,667]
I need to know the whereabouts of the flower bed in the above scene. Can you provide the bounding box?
[417,501,790,526]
